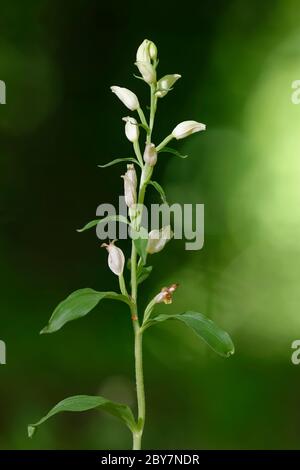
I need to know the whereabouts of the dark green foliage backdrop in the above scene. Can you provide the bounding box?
[0,0,300,449]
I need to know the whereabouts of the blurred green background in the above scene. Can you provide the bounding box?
[1,0,300,450]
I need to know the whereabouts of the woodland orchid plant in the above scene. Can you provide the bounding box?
[28,40,234,450]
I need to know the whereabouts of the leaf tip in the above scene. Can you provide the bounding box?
[27,425,36,438]
[226,346,235,358]
[40,326,49,335]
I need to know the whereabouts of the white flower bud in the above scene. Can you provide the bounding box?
[156,74,181,98]
[172,120,206,140]
[149,42,157,61]
[121,165,137,208]
[122,117,139,142]
[110,86,140,111]
[101,241,125,276]
[126,163,137,188]
[135,61,156,84]
[143,143,157,166]
[136,39,157,63]
[147,225,173,254]
[154,283,179,304]
[136,39,151,62]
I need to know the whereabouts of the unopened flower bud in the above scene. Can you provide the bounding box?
[172,120,206,140]
[135,61,156,84]
[143,143,157,166]
[126,163,137,188]
[156,74,181,98]
[136,39,157,63]
[110,86,140,111]
[121,165,137,208]
[149,42,157,61]
[122,117,139,142]
[101,240,125,276]
[154,283,179,304]
[147,225,173,254]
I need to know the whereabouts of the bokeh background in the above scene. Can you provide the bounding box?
[0,0,300,449]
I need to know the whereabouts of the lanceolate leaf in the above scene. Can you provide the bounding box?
[40,288,133,334]
[28,395,137,438]
[137,265,153,285]
[98,157,141,169]
[126,259,132,270]
[77,215,129,233]
[144,311,234,358]
[158,146,188,159]
[133,73,144,81]
[148,180,167,203]
[132,228,148,265]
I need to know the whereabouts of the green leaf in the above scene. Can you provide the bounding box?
[158,146,188,159]
[40,288,133,334]
[132,228,148,265]
[133,73,144,81]
[144,311,234,358]
[77,215,129,233]
[28,395,137,438]
[137,265,153,285]
[98,157,141,169]
[148,180,167,203]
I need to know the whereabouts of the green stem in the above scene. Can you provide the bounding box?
[131,83,157,450]
[118,274,128,297]
[156,134,173,152]
[133,140,144,167]
[132,321,145,450]
[131,244,137,303]
[133,432,141,451]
